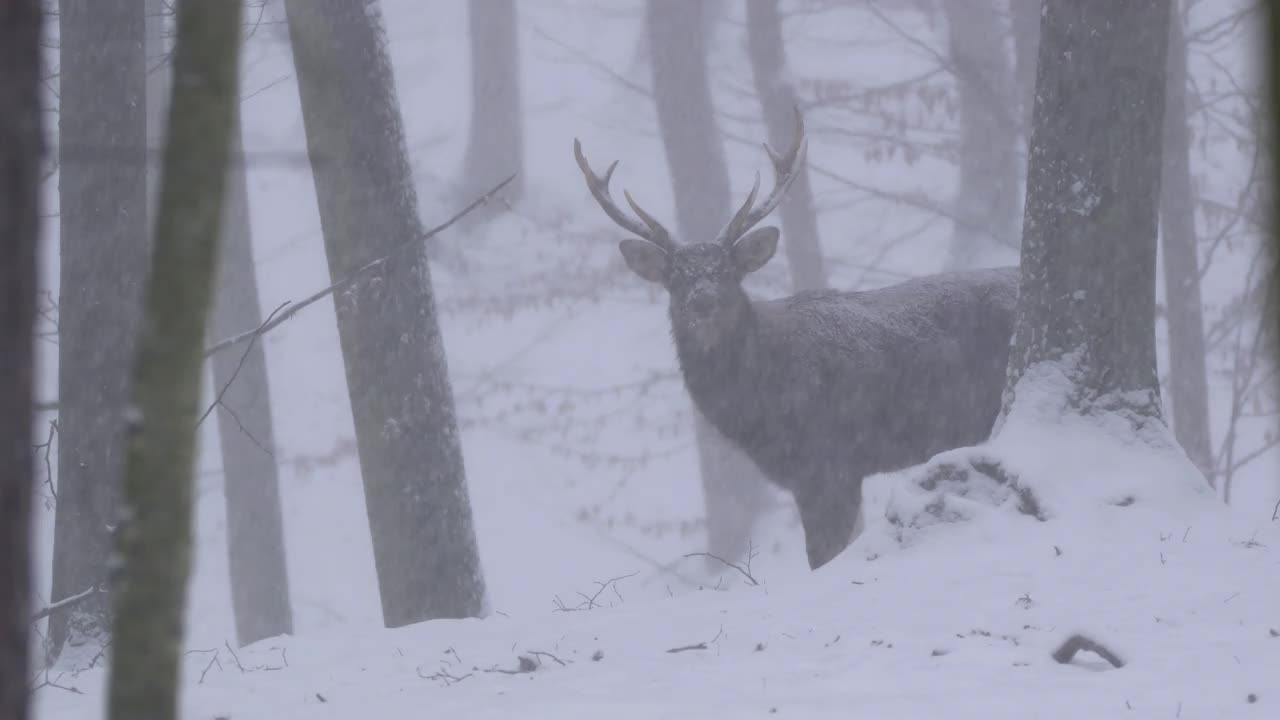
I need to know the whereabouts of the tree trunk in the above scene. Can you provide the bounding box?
[943,0,1020,269]
[1009,0,1041,141]
[209,108,294,646]
[744,0,826,291]
[283,0,487,626]
[51,0,148,662]
[0,2,42,717]
[461,0,523,206]
[647,0,774,566]
[107,1,241,718]
[1002,0,1170,429]
[1158,13,1213,480]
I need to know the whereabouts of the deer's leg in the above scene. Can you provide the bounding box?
[793,475,863,570]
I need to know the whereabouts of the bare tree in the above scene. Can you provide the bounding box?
[107,0,242,717]
[283,0,486,625]
[462,0,523,206]
[744,0,826,290]
[142,0,293,648]
[51,0,147,661]
[647,0,774,567]
[1003,0,1170,427]
[1158,12,1213,479]
[0,2,42,717]
[943,0,1020,269]
[209,106,294,646]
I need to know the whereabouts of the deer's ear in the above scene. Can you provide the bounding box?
[731,226,779,275]
[619,238,669,284]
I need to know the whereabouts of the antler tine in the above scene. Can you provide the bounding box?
[717,108,809,246]
[714,171,761,246]
[573,138,675,252]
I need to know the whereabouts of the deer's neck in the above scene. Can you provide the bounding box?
[671,297,759,421]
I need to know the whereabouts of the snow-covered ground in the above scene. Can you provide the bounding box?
[28,0,1279,718]
[32,413,1280,718]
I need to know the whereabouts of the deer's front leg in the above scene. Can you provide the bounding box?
[793,474,863,570]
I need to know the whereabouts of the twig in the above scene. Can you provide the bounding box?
[665,642,708,654]
[551,571,639,612]
[1051,633,1125,669]
[198,654,223,684]
[29,584,99,624]
[203,174,515,358]
[526,649,568,667]
[416,667,473,686]
[685,540,761,586]
[223,640,246,673]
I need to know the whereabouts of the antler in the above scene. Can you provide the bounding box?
[715,107,809,247]
[573,138,676,253]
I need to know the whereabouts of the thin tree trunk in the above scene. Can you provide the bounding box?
[1158,13,1213,480]
[943,0,1020,269]
[0,2,42,717]
[107,1,242,718]
[51,0,148,662]
[283,0,486,625]
[1002,0,1170,428]
[462,0,523,206]
[648,0,774,566]
[210,108,294,646]
[744,0,826,291]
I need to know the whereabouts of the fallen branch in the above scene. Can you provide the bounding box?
[203,173,515,359]
[1051,633,1125,669]
[552,571,639,612]
[526,649,569,667]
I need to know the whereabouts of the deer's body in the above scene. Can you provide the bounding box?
[574,112,1020,570]
[673,268,1018,567]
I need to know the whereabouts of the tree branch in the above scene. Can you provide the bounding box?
[202,173,515,358]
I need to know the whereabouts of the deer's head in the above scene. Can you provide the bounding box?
[574,112,808,351]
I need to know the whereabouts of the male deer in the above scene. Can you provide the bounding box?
[573,114,1019,569]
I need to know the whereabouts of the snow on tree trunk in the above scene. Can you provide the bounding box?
[1001,0,1171,434]
[107,2,241,718]
[209,107,294,647]
[647,0,775,567]
[943,0,1021,270]
[461,0,523,206]
[283,0,487,625]
[50,0,147,663]
[744,0,827,291]
[1158,14,1214,482]
[0,2,42,717]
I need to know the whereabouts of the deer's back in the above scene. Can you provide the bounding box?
[706,267,1018,489]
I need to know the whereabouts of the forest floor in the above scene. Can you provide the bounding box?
[32,416,1280,719]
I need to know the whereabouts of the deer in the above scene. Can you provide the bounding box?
[572,113,1019,570]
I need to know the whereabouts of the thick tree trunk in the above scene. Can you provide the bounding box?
[462,0,523,206]
[0,3,42,717]
[106,2,241,718]
[209,109,294,646]
[1002,0,1170,429]
[283,0,486,625]
[647,0,774,566]
[943,0,1021,269]
[1158,14,1214,480]
[744,0,826,291]
[51,0,147,662]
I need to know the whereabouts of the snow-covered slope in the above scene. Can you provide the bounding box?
[33,413,1280,719]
